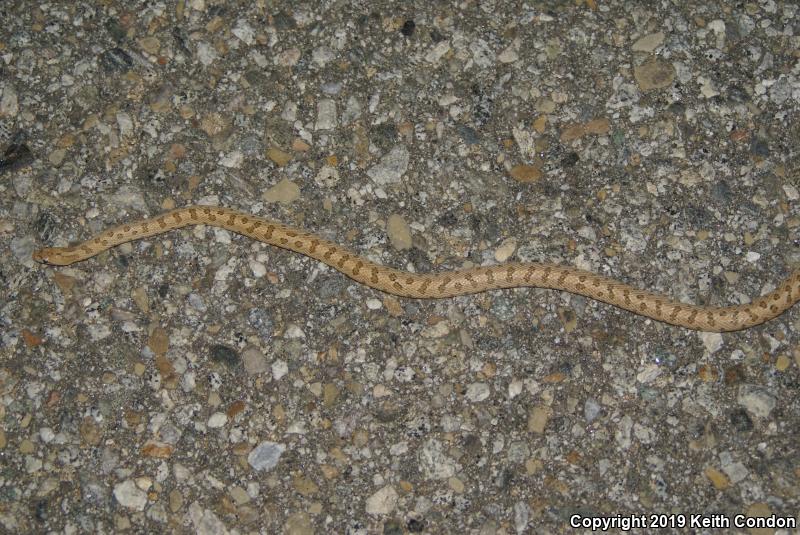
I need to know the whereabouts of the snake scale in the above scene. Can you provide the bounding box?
[32,205,800,332]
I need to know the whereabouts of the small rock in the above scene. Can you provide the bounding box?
[188,501,228,535]
[783,184,799,201]
[148,327,170,355]
[210,345,239,367]
[113,480,148,511]
[419,438,458,480]
[263,178,300,204]
[292,475,319,496]
[0,83,19,117]
[365,485,398,515]
[232,20,255,45]
[494,237,517,262]
[229,486,250,505]
[584,398,601,423]
[387,214,412,250]
[284,512,314,535]
[272,359,288,380]
[247,441,286,471]
[367,146,409,185]
[465,382,490,402]
[275,48,301,67]
[312,46,335,66]
[242,347,268,375]
[169,489,184,512]
[704,466,730,490]
[315,99,337,130]
[527,406,551,434]
[207,412,228,428]
[498,41,519,63]
[700,332,723,353]
[138,36,161,55]
[720,458,748,484]
[200,112,229,137]
[266,147,292,166]
[634,59,675,91]
[509,165,542,183]
[737,385,776,418]
[631,32,665,52]
[219,150,243,168]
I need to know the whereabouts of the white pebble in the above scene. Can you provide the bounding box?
[365,485,398,515]
[250,260,266,278]
[700,332,724,354]
[465,382,490,402]
[113,480,148,511]
[366,298,382,310]
[247,441,285,471]
[494,237,517,262]
[39,427,55,443]
[272,359,288,380]
[284,324,305,339]
[745,251,761,263]
[207,412,228,428]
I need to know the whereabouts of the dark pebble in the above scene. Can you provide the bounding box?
[100,48,133,73]
[33,212,59,243]
[383,520,404,535]
[729,408,753,432]
[210,344,240,367]
[561,152,579,167]
[455,124,480,145]
[711,180,732,204]
[401,20,415,37]
[0,143,34,173]
[247,308,274,338]
[750,137,769,157]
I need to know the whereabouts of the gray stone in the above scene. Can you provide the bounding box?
[247,441,285,471]
[367,146,409,185]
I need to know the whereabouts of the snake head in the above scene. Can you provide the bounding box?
[32,247,74,266]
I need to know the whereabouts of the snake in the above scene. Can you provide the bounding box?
[32,205,800,332]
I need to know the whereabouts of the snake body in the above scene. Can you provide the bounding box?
[32,205,800,332]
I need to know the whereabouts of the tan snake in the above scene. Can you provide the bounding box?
[32,205,800,332]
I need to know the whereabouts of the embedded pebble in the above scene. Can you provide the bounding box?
[113,480,148,511]
[737,385,776,418]
[365,485,398,515]
[465,382,490,402]
[584,398,601,423]
[207,412,228,428]
[528,406,552,434]
[387,214,412,250]
[247,441,286,471]
[700,332,723,354]
[0,83,19,116]
[315,99,337,130]
[419,439,458,480]
[494,237,517,262]
[634,59,675,91]
[262,178,300,204]
[367,146,409,185]
[365,298,382,310]
[242,347,268,375]
[267,147,292,166]
[631,32,665,53]
[188,501,228,535]
[272,360,289,380]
